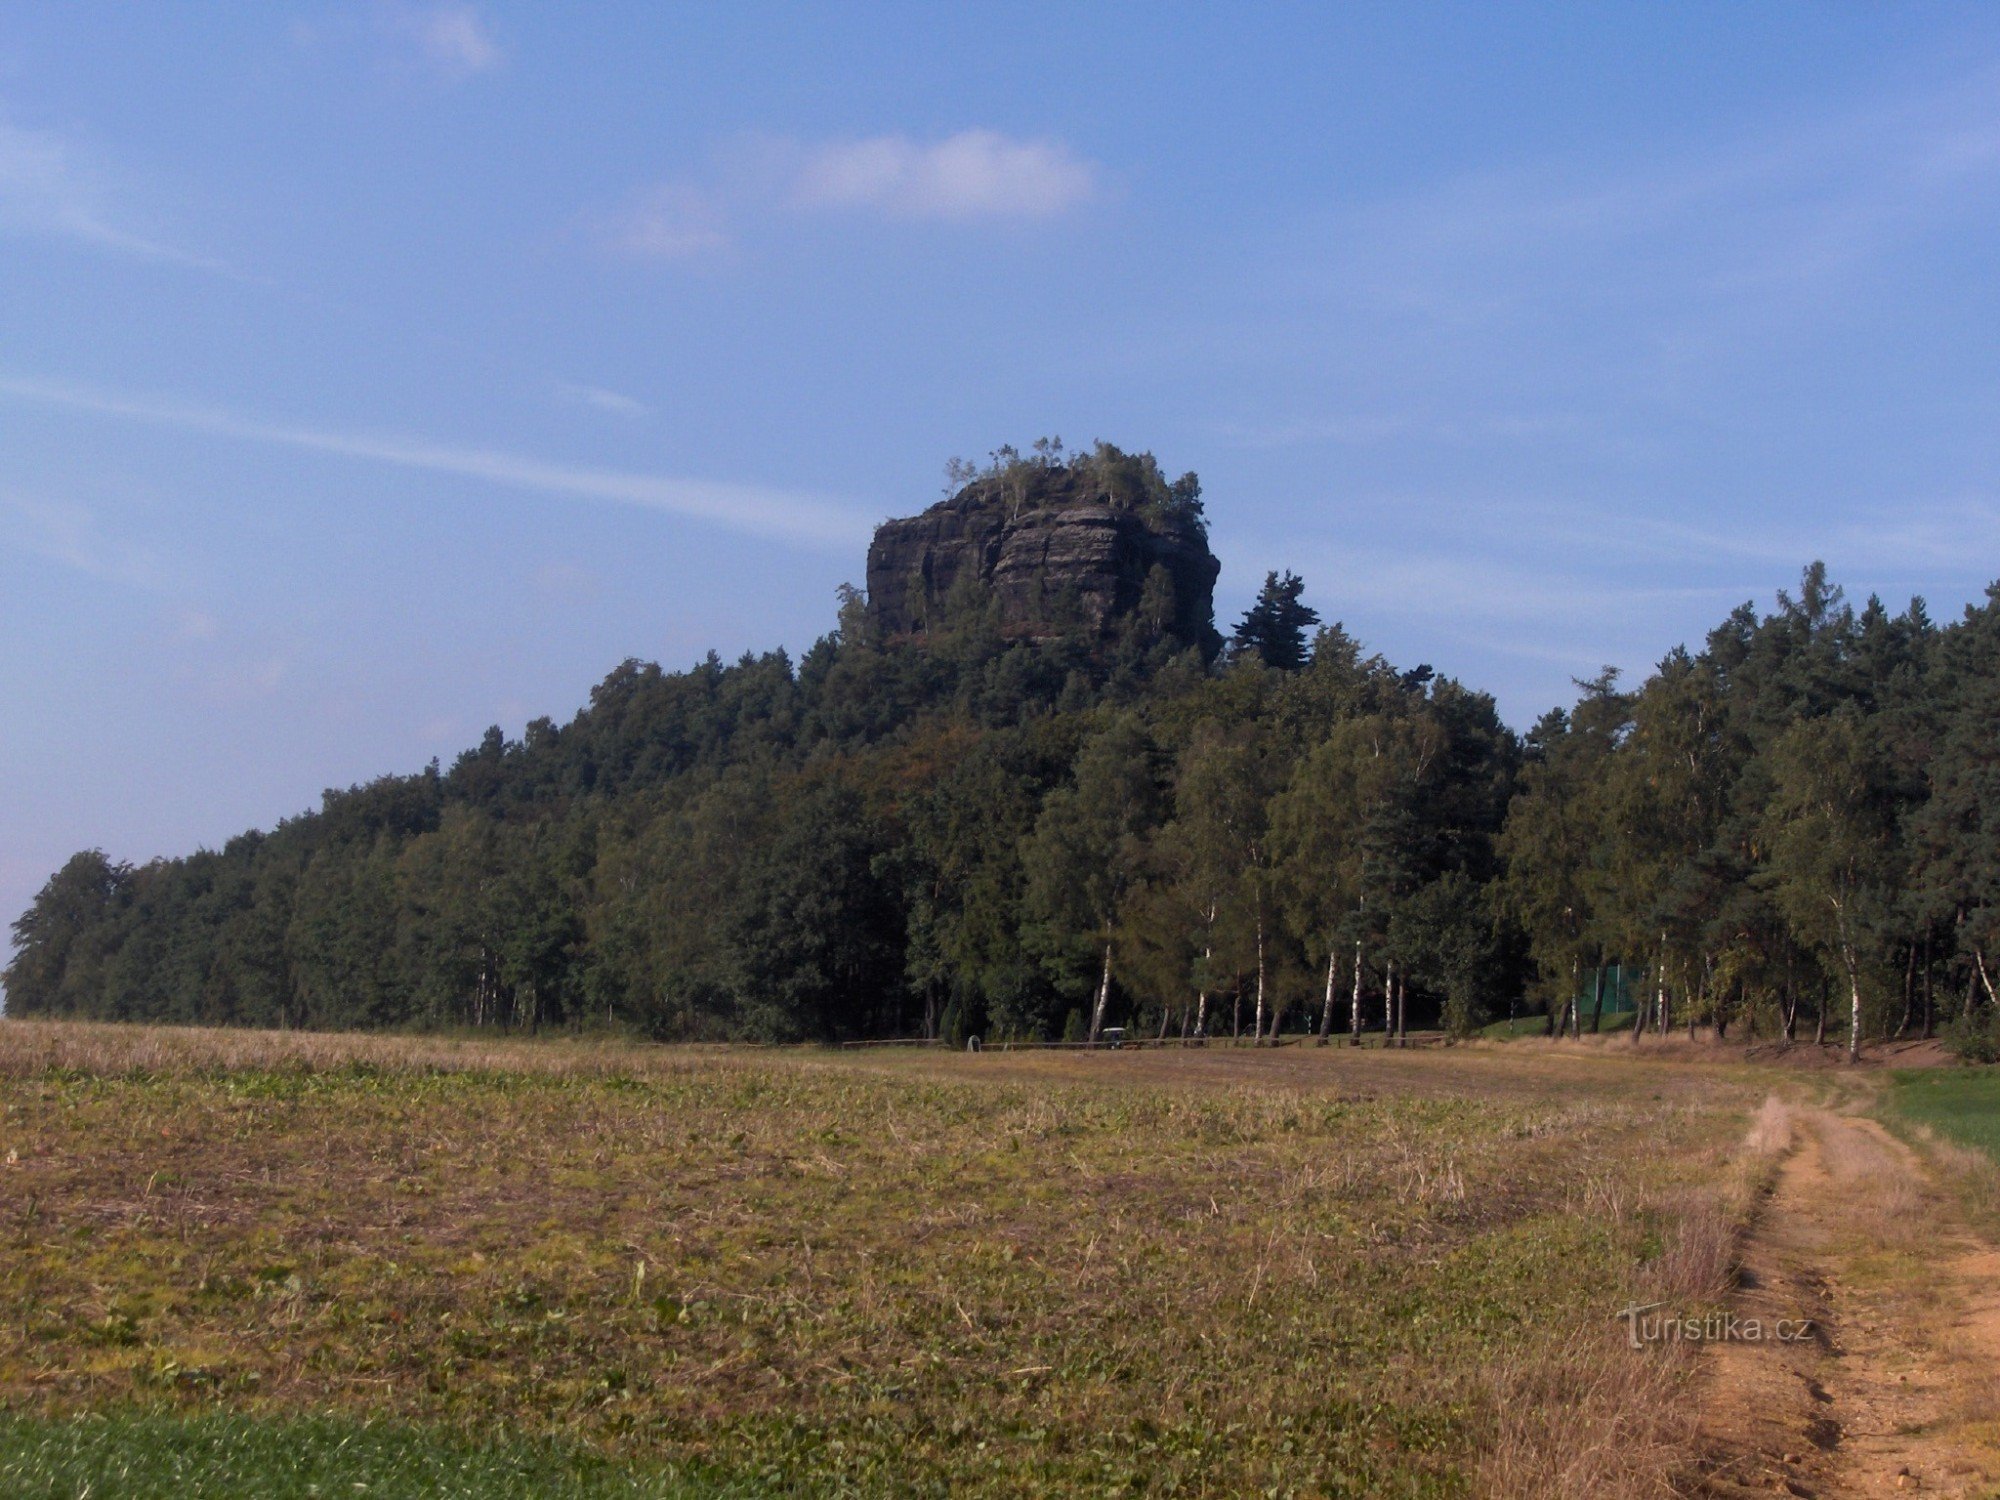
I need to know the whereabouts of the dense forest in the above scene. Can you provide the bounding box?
[9,445,2000,1058]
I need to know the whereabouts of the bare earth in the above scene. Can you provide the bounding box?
[1694,1107,2000,1498]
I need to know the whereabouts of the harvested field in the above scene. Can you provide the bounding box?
[0,1019,1931,1496]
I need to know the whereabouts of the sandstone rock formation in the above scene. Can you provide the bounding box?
[865,460,1220,655]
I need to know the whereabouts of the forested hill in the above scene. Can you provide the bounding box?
[9,443,2000,1057]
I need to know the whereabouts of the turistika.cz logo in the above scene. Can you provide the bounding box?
[1615,1302,1814,1350]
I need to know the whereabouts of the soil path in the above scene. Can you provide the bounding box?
[1692,1107,2000,1498]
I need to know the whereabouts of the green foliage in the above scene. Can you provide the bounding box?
[1021,714,1164,1037]
[2,850,131,1017]
[0,1411,711,1499]
[727,782,902,1041]
[943,439,1206,539]
[1496,565,1985,1050]
[1391,872,1497,1038]
[938,995,971,1049]
[1229,570,1320,671]
[1945,1008,2000,1065]
[16,530,2000,1056]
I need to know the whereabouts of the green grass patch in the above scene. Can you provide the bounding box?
[0,1410,724,1499]
[1887,1066,2000,1163]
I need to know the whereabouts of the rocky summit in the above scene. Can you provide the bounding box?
[864,457,1221,653]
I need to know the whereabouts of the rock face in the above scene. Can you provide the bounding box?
[865,464,1220,654]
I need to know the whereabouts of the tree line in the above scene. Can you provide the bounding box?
[8,458,2000,1059]
[1502,562,2000,1060]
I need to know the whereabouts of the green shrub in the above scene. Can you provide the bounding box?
[1946,1007,2000,1064]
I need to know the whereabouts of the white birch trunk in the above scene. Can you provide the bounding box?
[1848,964,1862,1063]
[1252,916,1266,1044]
[1350,938,1364,1045]
[1196,934,1212,1037]
[1088,939,1112,1043]
[1317,947,1338,1042]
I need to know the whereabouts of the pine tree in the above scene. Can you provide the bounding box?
[1231,572,1320,671]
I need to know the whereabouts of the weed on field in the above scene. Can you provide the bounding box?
[0,1022,1773,1497]
[0,1410,717,1499]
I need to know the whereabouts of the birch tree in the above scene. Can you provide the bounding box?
[1022,714,1163,1042]
[1760,709,1897,1062]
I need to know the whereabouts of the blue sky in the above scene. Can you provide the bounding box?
[8,4,2000,938]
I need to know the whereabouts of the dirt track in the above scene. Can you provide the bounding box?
[1693,1108,2000,1498]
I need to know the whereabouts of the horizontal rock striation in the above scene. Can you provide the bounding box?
[865,465,1219,652]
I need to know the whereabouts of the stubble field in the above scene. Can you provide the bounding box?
[0,1022,1786,1497]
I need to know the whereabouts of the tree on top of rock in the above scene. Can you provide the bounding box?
[1231,571,1320,671]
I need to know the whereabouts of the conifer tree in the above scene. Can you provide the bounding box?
[1230,572,1320,671]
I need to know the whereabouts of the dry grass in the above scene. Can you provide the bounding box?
[1740,1095,1793,1159]
[1474,1096,1798,1500]
[1817,1112,1930,1245]
[0,1018,725,1081]
[1847,1109,2000,1468]
[0,1019,1777,1497]
[1911,1125,2000,1179]
[1477,1329,1694,1500]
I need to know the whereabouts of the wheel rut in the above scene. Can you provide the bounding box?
[1689,1108,2000,1498]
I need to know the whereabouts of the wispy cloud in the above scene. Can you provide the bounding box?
[1216,411,1582,450]
[1305,543,1753,630]
[385,2,503,80]
[186,653,290,705]
[789,130,1097,221]
[0,375,866,551]
[554,381,649,418]
[598,129,1098,262]
[1615,498,2000,580]
[1322,67,2000,338]
[598,184,729,261]
[1254,534,1764,717]
[0,489,288,704]
[0,117,224,271]
[0,489,167,590]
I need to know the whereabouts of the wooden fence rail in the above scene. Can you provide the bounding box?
[837,1032,1451,1052]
